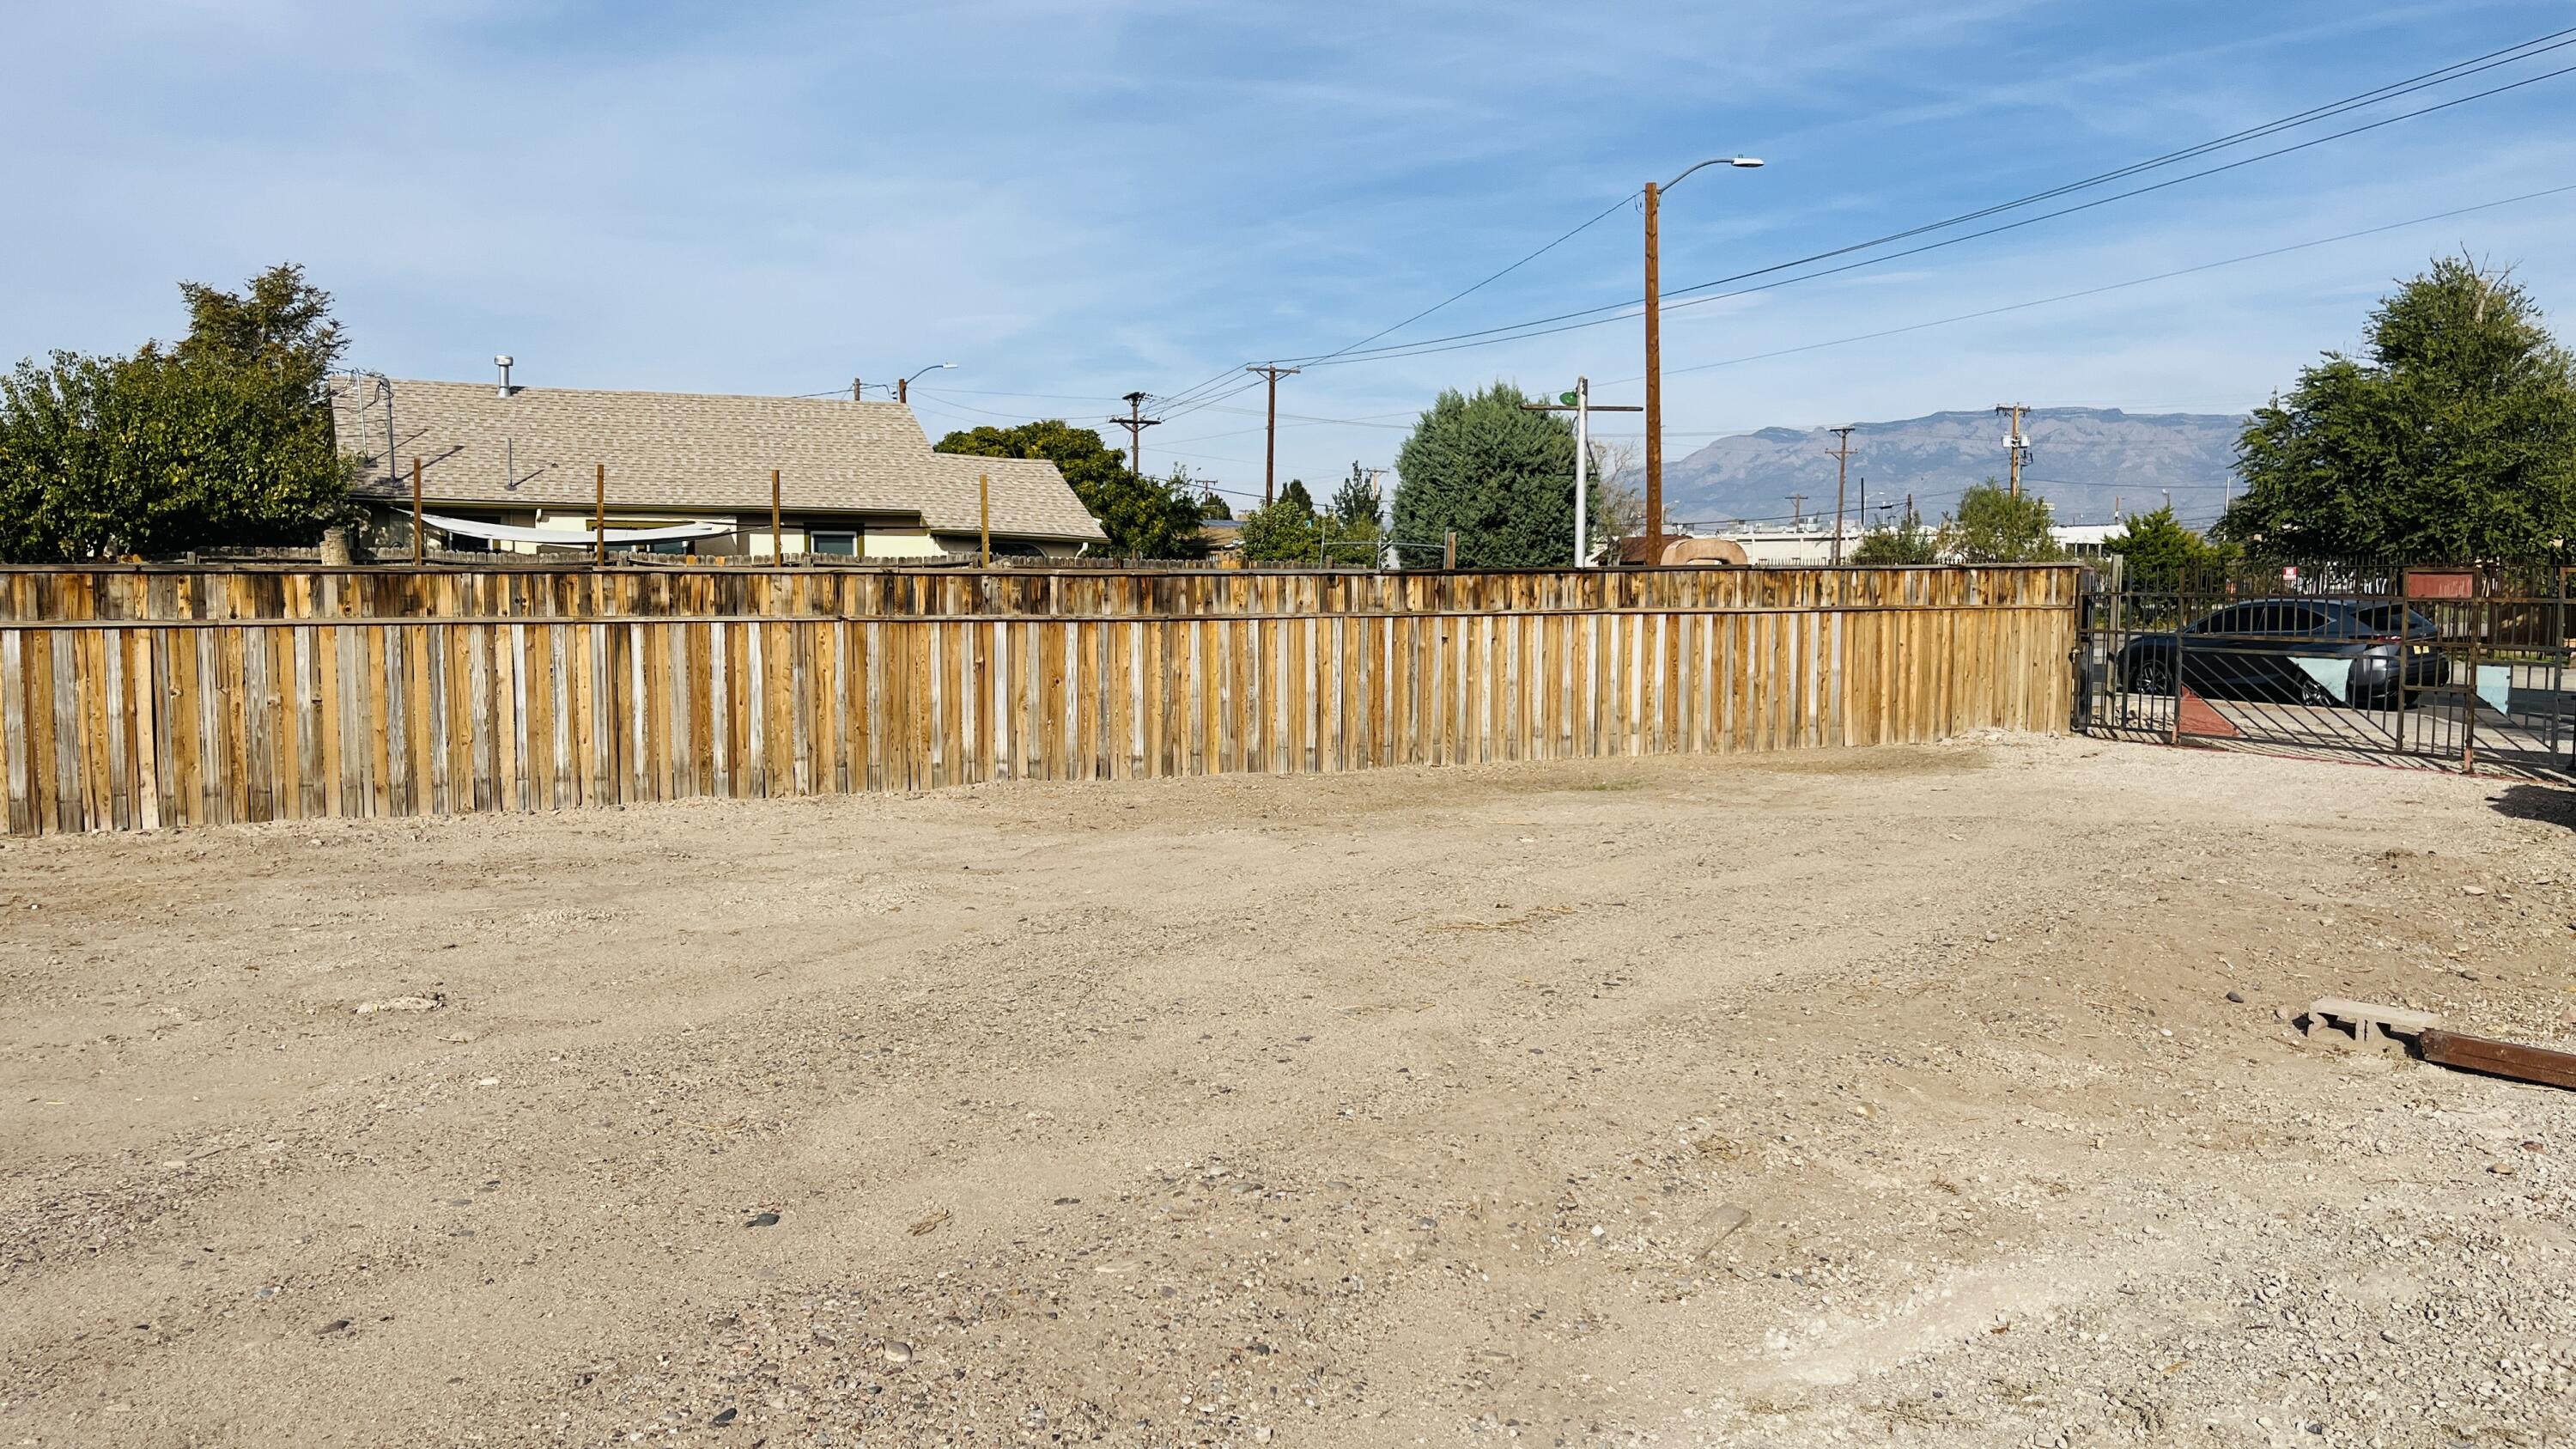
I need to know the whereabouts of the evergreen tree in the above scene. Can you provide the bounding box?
[1327,464,1380,526]
[1240,476,1385,566]
[2220,256,2576,560]
[1391,383,1579,568]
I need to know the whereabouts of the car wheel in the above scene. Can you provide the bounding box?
[2128,656,2172,696]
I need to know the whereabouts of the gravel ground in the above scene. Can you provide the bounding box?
[3,734,2574,1448]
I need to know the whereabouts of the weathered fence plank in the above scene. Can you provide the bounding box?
[1,564,2080,834]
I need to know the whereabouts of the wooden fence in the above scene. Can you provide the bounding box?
[0,564,2080,834]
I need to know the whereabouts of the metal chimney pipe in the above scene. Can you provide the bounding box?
[495,354,515,398]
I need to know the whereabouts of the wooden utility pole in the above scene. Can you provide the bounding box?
[1995,404,2029,497]
[1639,155,1761,569]
[1246,365,1301,506]
[851,378,863,403]
[410,456,424,565]
[979,473,991,567]
[770,469,783,558]
[1826,427,1856,566]
[1785,493,1808,527]
[896,376,910,404]
[1108,392,1163,484]
[593,463,607,567]
[1643,180,1664,563]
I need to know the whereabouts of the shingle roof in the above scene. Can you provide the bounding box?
[331,378,1106,543]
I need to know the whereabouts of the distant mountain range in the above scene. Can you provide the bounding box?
[1662,406,2246,529]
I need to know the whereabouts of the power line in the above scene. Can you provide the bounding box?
[1108,392,1163,480]
[1281,35,2576,368]
[1147,187,1646,417]
[1300,189,1641,365]
[888,44,2576,472]
[1246,364,1301,505]
[1637,180,2576,382]
[911,387,1122,403]
[954,27,2576,450]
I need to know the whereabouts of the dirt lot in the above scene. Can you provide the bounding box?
[5,735,2576,1448]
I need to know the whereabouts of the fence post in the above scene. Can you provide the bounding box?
[771,469,783,560]
[2460,630,2481,775]
[593,463,607,568]
[410,456,424,566]
[2169,598,2185,746]
[980,473,990,568]
[1443,532,1457,571]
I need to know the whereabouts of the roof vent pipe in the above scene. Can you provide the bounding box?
[495,355,515,398]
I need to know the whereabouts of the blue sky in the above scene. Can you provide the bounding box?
[7,1,2575,513]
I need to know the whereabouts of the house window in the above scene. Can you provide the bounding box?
[646,539,696,556]
[810,531,859,557]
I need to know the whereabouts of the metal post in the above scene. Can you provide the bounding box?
[2170,592,2186,746]
[1575,375,1590,568]
[410,456,424,566]
[2461,631,2482,775]
[593,462,607,568]
[770,468,782,560]
[1642,180,1663,564]
[1827,426,1856,566]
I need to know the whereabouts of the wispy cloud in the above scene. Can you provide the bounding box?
[4,0,2573,504]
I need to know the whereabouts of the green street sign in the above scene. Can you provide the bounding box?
[1558,391,1579,406]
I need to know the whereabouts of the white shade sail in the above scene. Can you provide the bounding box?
[420,512,735,545]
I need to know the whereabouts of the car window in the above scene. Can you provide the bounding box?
[2189,605,2251,635]
[2355,604,2439,636]
[2275,606,2330,631]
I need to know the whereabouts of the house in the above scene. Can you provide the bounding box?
[1708,521,2120,563]
[329,374,1107,559]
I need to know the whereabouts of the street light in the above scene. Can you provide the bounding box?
[1643,155,1762,564]
[897,362,956,404]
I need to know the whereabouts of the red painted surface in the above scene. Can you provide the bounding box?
[2403,569,2476,600]
[2177,687,2239,739]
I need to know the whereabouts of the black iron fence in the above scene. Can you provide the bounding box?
[2075,560,2573,776]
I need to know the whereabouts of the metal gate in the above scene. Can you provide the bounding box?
[2074,560,2573,776]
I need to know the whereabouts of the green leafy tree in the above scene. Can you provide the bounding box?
[0,264,355,561]
[1392,383,1582,568]
[2104,505,2232,591]
[1240,476,1387,566]
[1850,508,1941,564]
[932,418,1126,494]
[933,419,1204,558]
[2219,256,2576,561]
[1197,490,1233,521]
[1238,491,1319,563]
[1941,481,2061,563]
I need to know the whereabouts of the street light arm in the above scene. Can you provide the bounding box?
[902,362,958,388]
[1662,155,1765,190]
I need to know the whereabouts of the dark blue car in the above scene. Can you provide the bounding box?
[2115,598,2450,709]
